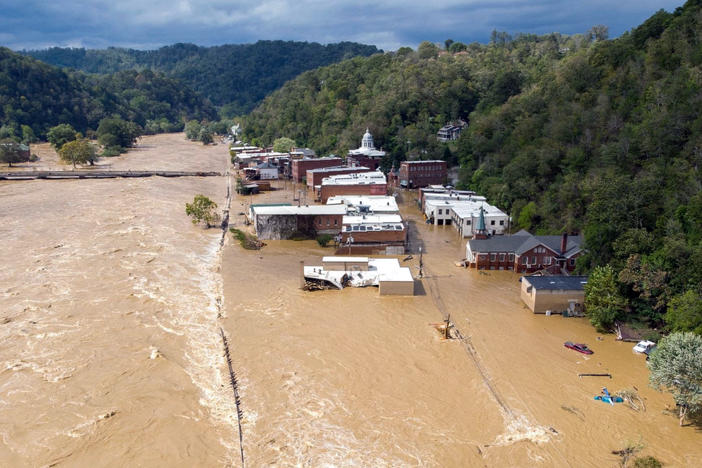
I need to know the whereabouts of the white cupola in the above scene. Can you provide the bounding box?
[361,128,375,149]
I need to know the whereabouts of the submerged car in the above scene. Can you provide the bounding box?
[564,341,594,354]
[633,340,656,354]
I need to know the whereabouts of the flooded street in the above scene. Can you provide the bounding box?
[1,133,701,466]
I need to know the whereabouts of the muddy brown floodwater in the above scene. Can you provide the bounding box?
[2,133,701,466]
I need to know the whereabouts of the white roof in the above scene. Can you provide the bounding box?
[348,147,386,157]
[343,214,403,224]
[321,171,387,186]
[252,205,346,216]
[423,193,486,203]
[327,195,398,212]
[451,202,507,218]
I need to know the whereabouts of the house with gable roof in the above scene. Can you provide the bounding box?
[466,230,583,273]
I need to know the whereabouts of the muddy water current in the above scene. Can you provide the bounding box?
[1,133,701,466]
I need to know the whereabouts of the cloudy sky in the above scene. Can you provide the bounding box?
[1,0,685,51]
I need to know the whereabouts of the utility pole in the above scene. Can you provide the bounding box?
[418,246,423,278]
[444,314,451,339]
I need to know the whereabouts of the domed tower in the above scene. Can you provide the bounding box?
[361,128,375,150]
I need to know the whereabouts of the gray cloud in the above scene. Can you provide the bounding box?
[1,0,685,51]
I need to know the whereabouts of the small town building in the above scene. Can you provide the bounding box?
[520,275,588,314]
[255,161,279,180]
[398,160,447,188]
[418,186,481,211]
[466,230,583,273]
[326,195,399,215]
[290,148,317,158]
[347,128,386,170]
[319,171,387,203]
[339,213,406,255]
[306,165,370,188]
[451,202,509,236]
[249,204,346,240]
[303,257,414,295]
[291,157,343,183]
[437,120,467,142]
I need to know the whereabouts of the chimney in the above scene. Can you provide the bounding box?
[561,233,568,255]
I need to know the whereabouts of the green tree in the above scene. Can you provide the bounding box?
[273,137,296,153]
[97,117,141,150]
[20,125,37,144]
[185,195,221,228]
[648,332,702,425]
[47,124,78,151]
[58,139,98,168]
[666,290,702,335]
[185,120,202,140]
[417,41,439,59]
[0,139,30,166]
[585,265,626,331]
[198,127,214,145]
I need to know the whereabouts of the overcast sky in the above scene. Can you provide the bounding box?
[1,0,685,51]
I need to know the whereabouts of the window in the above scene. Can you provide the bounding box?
[466,220,471,225]
[491,220,495,225]
[521,256,527,264]
[569,258,575,266]
[532,256,537,264]
[326,218,330,226]
[334,219,338,226]
[438,209,442,215]
[508,253,514,261]
[499,253,505,262]
[490,253,496,262]
[499,220,504,226]
[544,257,551,265]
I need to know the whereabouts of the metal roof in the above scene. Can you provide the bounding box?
[252,205,346,216]
[522,276,588,291]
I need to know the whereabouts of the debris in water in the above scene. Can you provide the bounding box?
[99,410,118,420]
[149,347,161,359]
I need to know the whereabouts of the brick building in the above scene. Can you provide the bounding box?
[347,128,386,170]
[319,171,388,203]
[338,214,406,255]
[466,230,583,273]
[398,160,447,188]
[249,204,346,240]
[306,166,370,188]
[291,157,343,182]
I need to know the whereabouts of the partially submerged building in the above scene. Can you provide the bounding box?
[326,195,399,215]
[291,156,343,183]
[249,204,346,240]
[306,165,370,188]
[319,171,387,203]
[303,256,414,295]
[520,275,588,314]
[466,230,584,273]
[397,160,447,188]
[339,213,406,255]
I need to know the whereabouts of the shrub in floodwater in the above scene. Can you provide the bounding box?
[186,195,221,228]
[316,234,333,247]
[230,228,263,250]
[633,456,662,468]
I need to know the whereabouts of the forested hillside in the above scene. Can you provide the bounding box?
[0,47,216,139]
[243,1,702,333]
[25,41,380,115]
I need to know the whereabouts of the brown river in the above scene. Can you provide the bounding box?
[1,133,700,467]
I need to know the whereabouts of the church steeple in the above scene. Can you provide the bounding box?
[474,205,488,239]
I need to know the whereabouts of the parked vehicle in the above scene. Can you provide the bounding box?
[564,341,594,354]
[633,340,656,354]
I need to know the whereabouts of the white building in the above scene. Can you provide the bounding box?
[326,195,399,215]
[451,202,509,237]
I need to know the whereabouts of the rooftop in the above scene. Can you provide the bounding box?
[252,205,347,216]
[523,275,588,291]
[343,214,403,224]
[327,195,399,213]
[451,201,506,218]
[307,165,369,174]
[321,171,387,186]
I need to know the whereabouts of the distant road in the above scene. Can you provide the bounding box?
[0,170,224,180]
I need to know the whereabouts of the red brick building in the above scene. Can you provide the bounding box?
[347,154,382,170]
[398,160,447,188]
[318,171,388,203]
[466,230,583,273]
[291,157,343,182]
[306,166,370,188]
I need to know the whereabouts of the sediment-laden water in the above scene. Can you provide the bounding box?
[1,133,701,466]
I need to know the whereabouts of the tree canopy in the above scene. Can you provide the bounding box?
[648,332,702,425]
[58,138,98,167]
[185,195,221,228]
[0,139,30,166]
